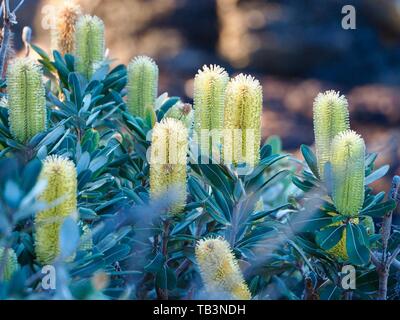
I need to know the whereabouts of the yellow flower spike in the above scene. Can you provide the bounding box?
[0,247,19,281]
[313,90,350,176]
[127,56,159,119]
[75,15,105,79]
[35,155,77,265]
[331,130,365,217]
[51,1,82,55]
[150,118,188,215]
[193,65,229,156]
[7,58,47,143]
[223,74,262,167]
[195,237,251,300]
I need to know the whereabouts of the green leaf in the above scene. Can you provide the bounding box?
[144,252,165,273]
[60,218,80,260]
[156,265,176,290]
[315,225,344,250]
[301,144,320,179]
[292,176,314,192]
[249,203,291,222]
[292,208,333,232]
[365,165,389,185]
[346,223,370,266]
[170,210,203,235]
[266,135,282,154]
[360,199,396,217]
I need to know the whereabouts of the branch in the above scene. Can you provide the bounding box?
[388,245,400,267]
[12,0,24,14]
[376,175,400,300]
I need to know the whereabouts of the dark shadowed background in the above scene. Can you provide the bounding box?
[12,0,400,190]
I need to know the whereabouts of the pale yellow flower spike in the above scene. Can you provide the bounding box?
[195,237,251,300]
[150,118,188,215]
[223,74,262,167]
[35,155,78,265]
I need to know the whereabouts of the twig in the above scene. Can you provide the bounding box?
[376,176,400,300]
[12,0,24,14]
[156,219,171,300]
[0,0,23,80]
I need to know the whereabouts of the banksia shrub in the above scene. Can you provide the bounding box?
[164,102,194,129]
[313,90,350,176]
[223,74,262,167]
[127,56,159,119]
[51,1,82,55]
[75,15,105,79]
[193,65,229,155]
[331,130,365,217]
[7,58,46,143]
[195,238,251,300]
[35,155,78,265]
[0,247,19,281]
[150,118,188,214]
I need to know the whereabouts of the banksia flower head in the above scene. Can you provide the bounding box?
[223,74,262,167]
[331,130,365,217]
[0,247,19,281]
[150,118,188,215]
[127,55,159,119]
[164,101,194,129]
[75,15,105,79]
[313,90,350,176]
[7,58,47,143]
[193,65,229,155]
[35,155,77,265]
[195,238,251,300]
[51,1,82,55]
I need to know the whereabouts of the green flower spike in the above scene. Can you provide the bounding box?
[0,247,19,281]
[75,15,105,79]
[127,55,159,119]
[313,90,350,176]
[35,155,77,265]
[193,65,229,156]
[7,58,47,143]
[331,130,365,217]
[150,118,188,215]
[195,237,251,300]
[223,74,263,167]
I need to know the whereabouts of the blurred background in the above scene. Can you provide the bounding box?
[12,0,400,190]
